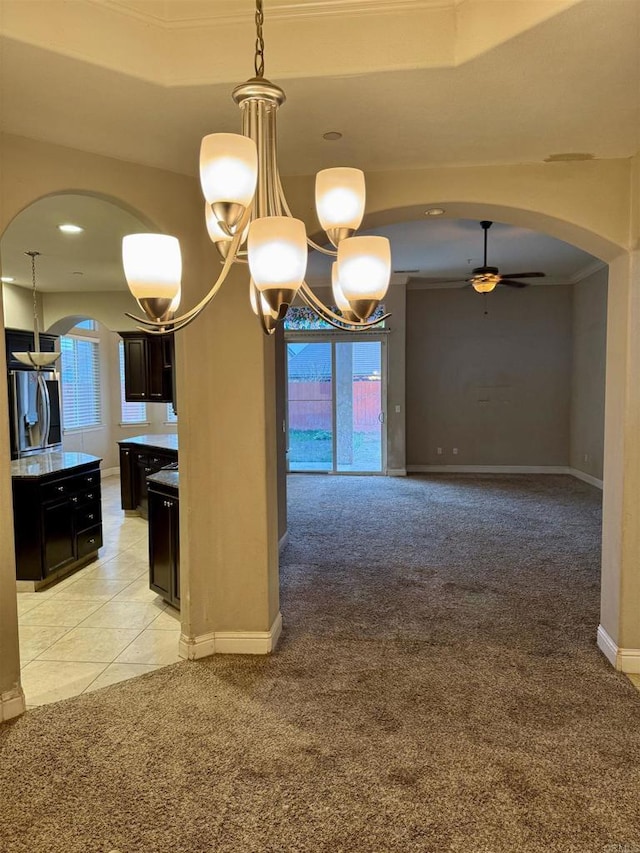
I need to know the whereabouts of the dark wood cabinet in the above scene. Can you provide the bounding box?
[6,328,58,372]
[148,476,180,610]
[119,440,178,518]
[119,332,174,403]
[12,460,103,585]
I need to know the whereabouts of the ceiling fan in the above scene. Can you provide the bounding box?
[464,221,546,293]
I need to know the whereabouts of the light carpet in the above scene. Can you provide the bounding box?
[1,474,640,853]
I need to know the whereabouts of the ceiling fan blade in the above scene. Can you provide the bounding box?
[499,279,528,288]
[500,272,546,279]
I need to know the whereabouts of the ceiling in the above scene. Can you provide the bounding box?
[0,0,638,177]
[0,195,152,292]
[0,194,598,294]
[0,0,634,293]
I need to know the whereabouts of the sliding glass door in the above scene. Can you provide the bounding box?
[287,337,385,473]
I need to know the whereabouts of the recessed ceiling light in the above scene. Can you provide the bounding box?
[323,131,342,141]
[1,276,15,283]
[425,208,445,216]
[58,223,84,234]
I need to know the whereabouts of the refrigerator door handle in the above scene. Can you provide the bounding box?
[10,373,20,457]
[38,372,52,446]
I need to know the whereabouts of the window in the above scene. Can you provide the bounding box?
[283,304,386,331]
[60,336,101,429]
[166,404,177,424]
[119,341,147,424]
[74,319,96,331]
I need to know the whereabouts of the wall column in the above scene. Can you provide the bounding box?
[599,249,640,671]
[0,289,26,721]
[177,263,281,658]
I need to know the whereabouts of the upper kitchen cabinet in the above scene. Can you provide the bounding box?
[119,332,174,404]
[6,328,58,372]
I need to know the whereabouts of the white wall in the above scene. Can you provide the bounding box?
[570,267,608,480]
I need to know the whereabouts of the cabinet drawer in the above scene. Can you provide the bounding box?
[68,487,101,508]
[41,470,100,503]
[41,477,80,502]
[76,524,103,558]
[74,501,101,530]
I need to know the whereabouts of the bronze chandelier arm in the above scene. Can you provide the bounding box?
[298,281,389,331]
[125,205,253,334]
[275,171,338,258]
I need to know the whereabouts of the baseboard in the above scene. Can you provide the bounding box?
[279,531,289,552]
[0,686,26,722]
[179,612,283,659]
[568,467,603,490]
[407,465,569,475]
[386,468,407,477]
[406,464,604,490]
[101,466,119,479]
[597,625,640,673]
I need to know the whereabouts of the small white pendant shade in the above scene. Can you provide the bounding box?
[122,234,182,301]
[200,133,258,207]
[315,168,365,232]
[331,263,352,315]
[248,217,308,294]
[337,235,391,302]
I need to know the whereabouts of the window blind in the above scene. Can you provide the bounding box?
[166,403,177,424]
[60,336,101,430]
[119,341,147,424]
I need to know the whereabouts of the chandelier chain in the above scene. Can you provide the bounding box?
[254,0,265,78]
[27,251,40,332]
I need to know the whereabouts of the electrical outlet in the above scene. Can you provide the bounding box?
[452,448,459,455]
[437,447,443,455]
[395,405,401,414]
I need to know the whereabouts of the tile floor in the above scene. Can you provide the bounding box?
[17,475,182,708]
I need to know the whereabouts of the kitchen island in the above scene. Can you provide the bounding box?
[147,468,180,610]
[12,451,103,590]
[118,434,178,518]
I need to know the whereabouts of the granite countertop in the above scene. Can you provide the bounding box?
[11,452,102,480]
[118,434,178,452]
[147,469,179,490]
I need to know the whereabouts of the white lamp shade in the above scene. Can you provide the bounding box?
[248,217,308,293]
[337,235,391,301]
[249,279,277,318]
[205,203,249,244]
[471,274,500,294]
[315,168,365,231]
[200,133,258,207]
[168,283,181,314]
[331,263,352,314]
[122,234,182,301]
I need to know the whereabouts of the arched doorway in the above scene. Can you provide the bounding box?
[2,192,183,708]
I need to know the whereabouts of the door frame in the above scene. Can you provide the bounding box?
[284,331,389,475]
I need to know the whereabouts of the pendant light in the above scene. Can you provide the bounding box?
[11,252,61,369]
[122,0,392,336]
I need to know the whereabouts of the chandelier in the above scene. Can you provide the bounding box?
[12,251,61,368]
[122,0,391,336]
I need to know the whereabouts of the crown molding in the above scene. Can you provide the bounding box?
[96,0,457,28]
[569,258,607,284]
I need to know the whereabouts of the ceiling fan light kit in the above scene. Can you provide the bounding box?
[468,221,546,294]
[121,0,391,336]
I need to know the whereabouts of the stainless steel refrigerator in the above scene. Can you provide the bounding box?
[8,369,62,459]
